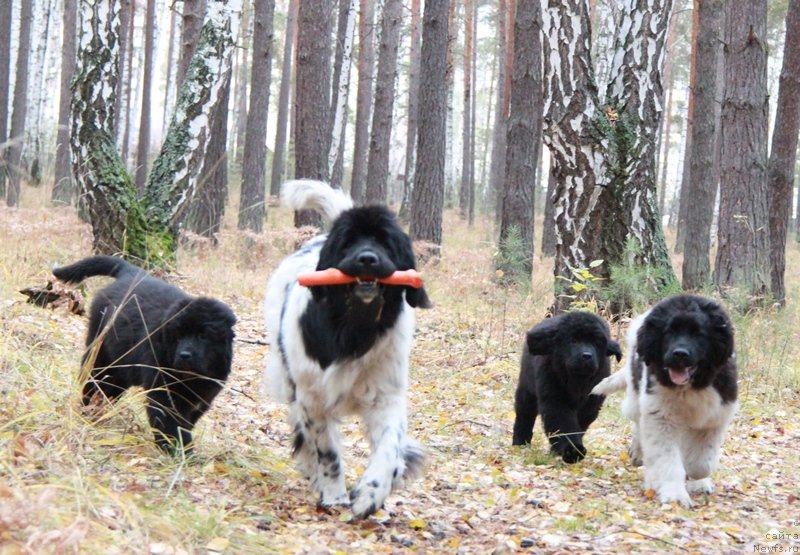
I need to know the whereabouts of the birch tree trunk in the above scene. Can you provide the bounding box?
[365,0,402,204]
[6,0,34,206]
[0,0,11,198]
[497,0,542,282]
[399,0,421,220]
[134,0,156,193]
[713,0,770,305]
[681,0,724,290]
[459,0,474,220]
[328,0,356,190]
[350,0,376,204]
[53,0,78,206]
[269,0,297,196]
[238,0,275,232]
[409,0,449,248]
[767,0,800,306]
[542,0,676,312]
[487,0,508,220]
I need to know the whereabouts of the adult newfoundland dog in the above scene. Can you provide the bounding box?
[263,180,431,519]
[53,256,236,453]
[512,311,622,463]
[592,294,737,507]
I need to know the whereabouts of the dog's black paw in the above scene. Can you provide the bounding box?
[554,442,586,464]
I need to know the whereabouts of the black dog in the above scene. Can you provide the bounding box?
[53,255,236,453]
[512,311,622,463]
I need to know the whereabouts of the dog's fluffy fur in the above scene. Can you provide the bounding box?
[53,256,236,452]
[592,294,738,506]
[512,311,622,462]
[263,180,431,519]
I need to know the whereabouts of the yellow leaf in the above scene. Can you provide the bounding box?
[619,450,629,464]
[644,489,657,499]
[206,537,229,553]
[409,519,426,530]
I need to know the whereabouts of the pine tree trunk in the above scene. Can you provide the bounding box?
[714,0,770,304]
[681,0,724,290]
[6,0,34,206]
[399,0,421,220]
[328,0,356,190]
[541,161,557,257]
[365,0,402,205]
[238,0,275,232]
[0,0,11,198]
[178,0,208,85]
[293,0,333,226]
[459,0,474,219]
[409,0,449,248]
[269,0,297,197]
[134,0,157,193]
[350,0,375,204]
[767,0,800,306]
[443,0,457,201]
[497,0,542,281]
[53,0,78,206]
[233,0,251,163]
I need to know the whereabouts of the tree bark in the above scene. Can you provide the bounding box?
[399,0,422,220]
[119,2,135,163]
[350,0,376,204]
[714,0,770,304]
[409,0,449,247]
[541,161,557,257]
[269,0,297,196]
[162,3,180,133]
[365,0,402,205]
[0,0,11,198]
[178,0,208,85]
[497,0,542,281]
[681,0,724,290]
[238,0,275,232]
[6,0,34,206]
[53,0,78,206]
[328,0,356,190]
[293,0,333,226]
[487,0,508,221]
[767,0,800,306]
[233,0,251,163]
[459,0,474,219]
[134,0,157,193]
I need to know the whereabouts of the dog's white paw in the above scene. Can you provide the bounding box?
[350,477,391,519]
[687,478,714,494]
[656,483,693,508]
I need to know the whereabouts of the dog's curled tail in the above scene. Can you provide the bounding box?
[591,370,627,397]
[52,255,140,284]
[280,179,354,229]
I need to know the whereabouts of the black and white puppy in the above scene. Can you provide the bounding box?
[512,311,622,463]
[263,180,431,519]
[592,294,738,507]
[53,256,236,453]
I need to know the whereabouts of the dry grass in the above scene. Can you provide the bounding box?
[1,184,799,554]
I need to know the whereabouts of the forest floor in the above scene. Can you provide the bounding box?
[1,187,799,554]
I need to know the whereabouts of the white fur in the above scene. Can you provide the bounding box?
[592,312,738,507]
[263,181,423,518]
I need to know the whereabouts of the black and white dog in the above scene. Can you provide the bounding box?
[512,311,622,463]
[592,295,738,507]
[263,180,431,519]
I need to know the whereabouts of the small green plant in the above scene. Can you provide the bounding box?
[493,225,531,288]
[556,260,606,313]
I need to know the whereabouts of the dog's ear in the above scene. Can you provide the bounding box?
[704,301,735,366]
[525,317,560,356]
[161,298,193,340]
[405,286,432,309]
[606,339,623,362]
[636,314,663,366]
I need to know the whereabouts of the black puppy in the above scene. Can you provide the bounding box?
[512,311,622,463]
[53,255,236,453]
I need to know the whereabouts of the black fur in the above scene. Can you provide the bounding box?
[300,205,431,369]
[635,294,737,403]
[53,255,236,453]
[512,311,622,463]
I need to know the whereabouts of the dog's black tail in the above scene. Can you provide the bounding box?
[53,255,141,284]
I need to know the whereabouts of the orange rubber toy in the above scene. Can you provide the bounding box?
[297,268,424,288]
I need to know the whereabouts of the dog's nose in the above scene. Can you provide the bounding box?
[357,250,379,267]
[670,348,690,362]
[178,351,192,361]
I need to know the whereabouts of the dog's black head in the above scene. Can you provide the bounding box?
[314,205,431,309]
[637,295,734,389]
[161,297,237,394]
[526,311,622,377]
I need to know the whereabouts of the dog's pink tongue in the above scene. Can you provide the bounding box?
[669,367,690,385]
